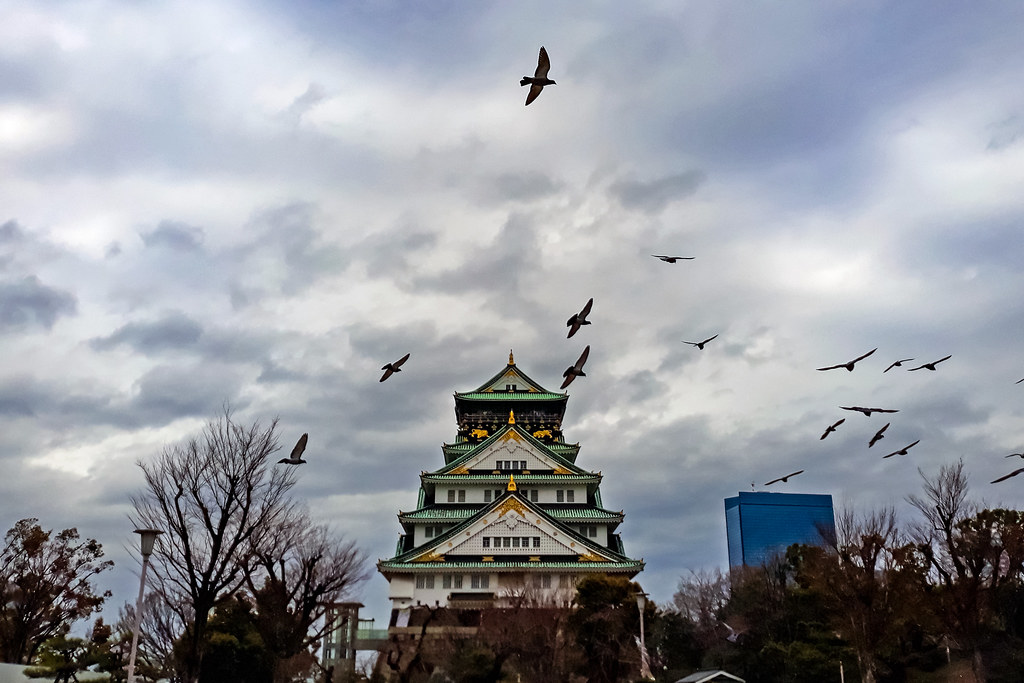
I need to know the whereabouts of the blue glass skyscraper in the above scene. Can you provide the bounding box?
[724,491,836,567]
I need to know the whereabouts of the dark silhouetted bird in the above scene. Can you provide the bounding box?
[652,254,694,263]
[884,358,914,373]
[560,345,590,389]
[521,46,555,105]
[765,470,804,486]
[566,298,593,339]
[992,467,1024,483]
[379,353,411,382]
[840,406,899,417]
[683,334,718,350]
[1005,452,1024,459]
[816,348,878,372]
[278,433,308,465]
[882,440,920,459]
[908,355,951,371]
[820,418,845,440]
[868,423,890,448]
[1016,377,1024,384]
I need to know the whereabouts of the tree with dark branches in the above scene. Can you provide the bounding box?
[130,409,299,683]
[0,518,113,664]
[245,514,369,683]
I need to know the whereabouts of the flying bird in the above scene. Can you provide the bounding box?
[882,440,920,459]
[521,46,555,105]
[1005,452,1024,459]
[868,423,890,448]
[379,353,411,382]
[765,470,804,486]
[840,406,899,417]
[278,433,308,465]
[992,468,1024,484]
[884,358,914,373]
[816,347,878,372]
[820,418,845,440]
[566,298,593,339]
[1016,378,1024,384]
[683,334,718,350]
[560,345,590,390]
[907,355,952,371]
[651,255,695,263]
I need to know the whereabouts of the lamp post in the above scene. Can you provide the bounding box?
[127,528,163,683]
[636,591,654,681]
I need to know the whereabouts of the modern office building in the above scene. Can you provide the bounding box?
[724,491,836,568]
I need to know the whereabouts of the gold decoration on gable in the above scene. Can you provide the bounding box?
[553,466,572,475]
[496,497,528,518]
[414,552,445,563]
[450,465,469,474]
[578,553,608,562]
[499,430,523,443]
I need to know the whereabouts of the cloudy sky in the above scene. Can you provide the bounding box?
[4,1,1024,625]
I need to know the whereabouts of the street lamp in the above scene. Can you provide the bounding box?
[636,591,654,681]
[127,528,163,683]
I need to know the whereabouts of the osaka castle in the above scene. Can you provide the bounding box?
[377,351,643,614]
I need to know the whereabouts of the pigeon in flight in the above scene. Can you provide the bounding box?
[379,353,411,382]
[816,348,877,372]
[521,46,555,105]
[882,440,920,459]
[652,255,695,263]
[907,355,951,371]
[278,433,308,465]
[884,358,914,373]
[560,345,590,390]
[566,298,593,339]
[868,423,890,448]
[765,470,804,486]
[992,467,1024,484]
[683,334,718,350]
[840,406,899,417]
[820,418,845,440]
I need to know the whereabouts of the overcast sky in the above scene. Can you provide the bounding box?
[4,1,1024,626]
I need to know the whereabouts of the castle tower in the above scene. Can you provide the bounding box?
[377,352,643,618]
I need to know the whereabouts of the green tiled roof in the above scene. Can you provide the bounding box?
[378,559,643,573]
[422,473,601,484]
[435,424,590,476]
[455,391,566,401]
[399,506,623,523]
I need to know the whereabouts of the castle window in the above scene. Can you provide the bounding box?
[415,575,435,589]
[566,490,575,503]
[484,490,492,502]
[520,537,530,546]
[512,537,520,547]
[447,490,455,503]
[482,537,490,548]
[533,537,541,547]
[556,490,564,503]
[502,537,511,548]
[458,490,466,502]
[471,573,489,589]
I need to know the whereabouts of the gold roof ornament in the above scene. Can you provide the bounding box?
[507,474,517,491]
[508,410,516,424]
[508,349,515,366]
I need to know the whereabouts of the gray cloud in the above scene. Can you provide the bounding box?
[91,311,203,353]
[140,221,205,251]
[609,170,706,213]
[0,276,77,332]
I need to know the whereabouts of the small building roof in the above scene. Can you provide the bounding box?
[674,670,745,683]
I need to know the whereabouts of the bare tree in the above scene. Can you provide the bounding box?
[906,458,990,681]
[130,409,299,683]
[245,513,369,683]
